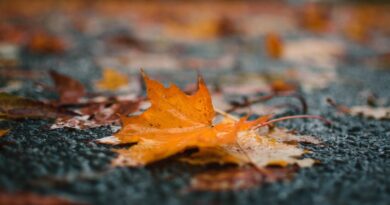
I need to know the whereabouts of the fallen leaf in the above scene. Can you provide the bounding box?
[188,166,297,192]
[299,3,330,33]
[49,70,86,104]
[27,32,66,54]
[327,99,390,120]
[0,129,9,137]
[265,32,283,59]
[0,68,42,79]
[102,72,269,166]
[262,127,321,145]
[234,130,315,168]
[0,191,84,205]
[51,100,140,129]
[270,79,296,93]
[349,106,390,120]
[165,17,239,41]
[101,71,319,169]
[182,129,316,168]
[0,92,72,119]
[95,68,129,91]
[107,34,147,51]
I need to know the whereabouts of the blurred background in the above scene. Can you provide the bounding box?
[0,0,389,94]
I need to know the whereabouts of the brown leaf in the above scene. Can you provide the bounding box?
[0,92,73,119]
[0,68,42,80]
[188,166,297,192]
[27,32,66,54]
[51,100,140,129]
[107,34,147,51]
[49,70,86,105]
[0,191,85,205]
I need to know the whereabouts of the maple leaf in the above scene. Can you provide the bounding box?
[100,72,325,168]
[102,71,267,166]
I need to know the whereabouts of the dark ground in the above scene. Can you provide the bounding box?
[0,2,390,205]
[1,63,389,205]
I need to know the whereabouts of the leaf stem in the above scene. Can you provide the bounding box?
[215,108,239,121]
[251,115,331,130]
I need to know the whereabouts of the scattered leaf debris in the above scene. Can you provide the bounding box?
[0,92,73,119]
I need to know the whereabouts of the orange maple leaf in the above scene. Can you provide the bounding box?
[111,71,267,166]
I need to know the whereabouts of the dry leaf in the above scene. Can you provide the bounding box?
[234,130,315,167]
[350,106,390,120]
[165,17,238,41]
[101,72,269,166]
[270,79,296,93]
[328,99,390,120]
[263,127,321,145]
[51,100,140,129]
[265,32,283,59]
[49,70,86,104]
[0,129,9,137]
[95,68,129,91]
[182,129,316,168]
[0,191,84,205]
[188,166,297,192]
[0,92,72,119]
[27,32,66,54]
[300,3,330,33]
[107,34,147,51]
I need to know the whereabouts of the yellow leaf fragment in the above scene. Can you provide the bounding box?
[95,68,129,91]
[265,32,283,59]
